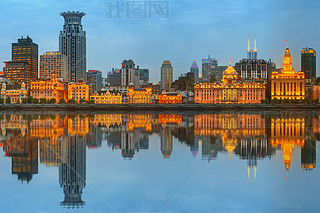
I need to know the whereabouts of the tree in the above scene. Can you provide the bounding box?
[5,97,11,104]
[32,98,39,104]
[59,98,66,104]
[68,99,77,104]
[0,98,4,104]
[40,98,47,104]
[49,98,57,104]
[79,98,86,104]
[26,96,33,104]
[88,100,95,104]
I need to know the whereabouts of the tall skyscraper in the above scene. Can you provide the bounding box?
[59,11,86,83]
[139,69,149,85]
[121,59,140,87]
[190,60,199,81]
[202,56,218,82]
[12,36,38,80]
[161,60,173,91]
[40,51,68,80]
[301,47,316,82]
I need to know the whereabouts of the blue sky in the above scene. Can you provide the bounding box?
[0,0,319,83]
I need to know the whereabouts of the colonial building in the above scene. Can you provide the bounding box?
[269,42,305,101]
[30,74,67,102]
[90,91,122,104]
[128,87,152,104]
[194,60,266,104]
[1,82,27,103]
[159,92,182,104]
[68,82,89,102]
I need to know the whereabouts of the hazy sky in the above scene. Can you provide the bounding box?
[0,0,319,83]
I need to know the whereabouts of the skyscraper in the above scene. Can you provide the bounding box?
[121,59,140,87]
[247,34,257,60]
[59,11,86,83]
[3,61,31,86]
[202,56,218,82]
[12,36,38,80]
[87,70,102,94]
[161,60,173,91]
[40,51,68,80]
[301,47,316,82]
[190,60,199,81]
[139,69,149,85]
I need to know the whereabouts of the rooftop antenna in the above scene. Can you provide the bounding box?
[247,33,250,51]
[286,40,288,48]
[254,33,257,51]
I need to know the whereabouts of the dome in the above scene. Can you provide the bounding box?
[223,66,237,75]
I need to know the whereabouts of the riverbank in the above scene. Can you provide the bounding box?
[1,103,320,111]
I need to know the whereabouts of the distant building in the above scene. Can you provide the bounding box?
[87,70,102,94]
[12,36,38,80]
[3,61,31,87]
[210,65,228,81]
[141,83,161,94]
[30,74,68,102]
[128,87,152,104]
[68,82,89,102]
[59,11,86,82]
[202,56,218,82]
[102,86,128,94]
[90,91,122,104]
[301,47,316,82]
[1,82,27,103]
[139,69,149,85]
[121,60,139,87]
[190,60,199,81]
[107,68,121,86]
[171,72,194,92]
[159,92,182,104]
[40,51,68,81]
[161,60,173,91]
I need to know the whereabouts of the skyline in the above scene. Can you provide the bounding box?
[0,0,319,83]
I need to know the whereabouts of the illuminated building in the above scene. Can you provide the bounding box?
[121,60,139,87]
[190,60,199,81]
[40,51,68,81]
[1,82,27,103]
[30,74,68,102]
[12,36,38,80]
[3,61,31,87]
[159,92,182,104]
[194,60,266,104]
[87,70,102,94]
[59,11,86,83]
[90,91,122,104]
[161,60,173,91]
[301,47,316,82]
[128,87,152,104]
[68,82,89,102]
[269,42,305,100]
[202,56,218,82]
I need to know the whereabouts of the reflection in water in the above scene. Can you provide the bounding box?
[0,112,319,208]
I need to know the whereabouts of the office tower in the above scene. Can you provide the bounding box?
[139,69,149,85]
[121,59,139,87]
[3,61,31,86]
[190,60,199,81]
[40,51,68,80]
[87,70,102,93]
[202,56,218,82]
[160,60,173,91]
[107,68,121,86]
[12,36,38,80]
[301,47,316,82]
[235,35,276,79]
[59,11,86,83]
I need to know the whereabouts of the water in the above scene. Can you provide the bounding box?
[0,111,319,213]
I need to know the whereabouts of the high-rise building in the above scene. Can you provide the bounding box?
[139,69,149,85]
[160,60,173,91]
[87,70,102,94]
[202,56,218,82]
[59,11,86,83]
[247,34,258,60]
[190,60,199,81]
[301,47,316,82]
[107,68,121,86]
[121,60,139,87]
[12,36,38,81]
[3,61,31,87]
[40,51,68,81]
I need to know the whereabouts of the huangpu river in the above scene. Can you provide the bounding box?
[0,111,320,212]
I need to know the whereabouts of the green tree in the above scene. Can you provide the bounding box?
[79,98,86,104]
[0,98,4,104]
[88,100,95,104]
[49,98,57,104]
[68,99,77,104]
[40,98,47,104]
[59,98,66,104]
[32,98,39,104]
[5,97,11,104]
[26,96,33,104]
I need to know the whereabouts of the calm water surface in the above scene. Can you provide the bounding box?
[0,111,319,213]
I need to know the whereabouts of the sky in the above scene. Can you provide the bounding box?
[0,0,319,83]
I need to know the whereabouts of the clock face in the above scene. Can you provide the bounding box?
[286,57,290,61]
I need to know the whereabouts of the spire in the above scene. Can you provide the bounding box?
[229,59,232,66]
[247,33,250,51]
[286,40,288,48]
[254,166,257,184]
[254,33,257,51]
[248,167,250,184]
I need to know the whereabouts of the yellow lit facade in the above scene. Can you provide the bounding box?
[159,92,182,104]
[194,61,266,104]
[90,91,122,104]
[270,43,305,100]
[128,114,152,132]
[1,82,27,103]
[30,74,68,102]
[68,82,89,102]
[128,87,152,104]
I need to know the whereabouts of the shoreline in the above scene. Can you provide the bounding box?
[1,104,320,111]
